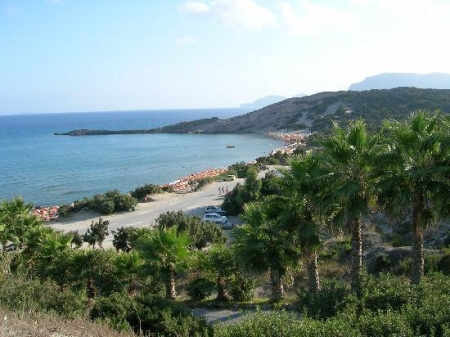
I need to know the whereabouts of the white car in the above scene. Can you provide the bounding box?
[204,205,227,216]
[202,212,234,229]
[202,212,228,223]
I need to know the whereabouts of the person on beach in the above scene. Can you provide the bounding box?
[218,187,221,194]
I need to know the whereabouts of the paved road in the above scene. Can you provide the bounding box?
[51,178,243,247]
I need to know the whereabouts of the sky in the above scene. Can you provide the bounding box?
[2,0,450,114]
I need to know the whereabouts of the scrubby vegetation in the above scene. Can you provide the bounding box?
[0,110,449,336]
[58,189,138,216]
[130,183,163,200]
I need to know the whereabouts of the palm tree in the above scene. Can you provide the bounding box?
[208,245,236,301]
[36,230,74,260]
[113,250,144,296]
[0,197,43,251]
[320,119,378,296]
[276,153,329,293]
[70,249,118,299]
[21,226,71,272]
[376,111,450,285]
[234,201,298,301]
[30,230,74,290]
[135,227,192,300]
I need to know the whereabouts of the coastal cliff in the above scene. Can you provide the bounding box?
[55,87,450,136]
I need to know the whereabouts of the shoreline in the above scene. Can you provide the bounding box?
[33,133,308,222]
[49,177,244,248]
[162,167,228,194]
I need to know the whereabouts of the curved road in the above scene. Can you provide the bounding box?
[50,178,243,247]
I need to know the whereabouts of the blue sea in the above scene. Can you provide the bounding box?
[0,109,283,206]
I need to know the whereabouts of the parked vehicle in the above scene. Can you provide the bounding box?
[202,212,228,223]
[204,206,227,216]
[202,212,234,229]
[217,221,234,230]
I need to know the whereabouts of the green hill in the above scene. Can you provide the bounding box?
[158,87,450,134]
[58,88,450,136]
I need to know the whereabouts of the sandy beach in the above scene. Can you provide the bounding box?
[50,178,244,248]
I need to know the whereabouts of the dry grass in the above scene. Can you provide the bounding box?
[0,307,136,337]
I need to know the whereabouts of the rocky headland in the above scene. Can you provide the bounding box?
[55,88,450,137]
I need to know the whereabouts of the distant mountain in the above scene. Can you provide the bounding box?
[349,73,450,91]
[240,95,288,109]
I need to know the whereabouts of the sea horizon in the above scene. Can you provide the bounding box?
[0,106,247,117]
[0,108,283,206]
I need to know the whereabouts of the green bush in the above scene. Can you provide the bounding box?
[89,292,135,331]
[154,210,225,249]
[73,190,138,215]
[297,278,349,319]
[221,184,245,215]
[228,162,257,178]
[195,177,213,190]
[114,194,137,212]
[72,197,91,211]
[403,274,450,337]
[214,311,360,337]
[260,171,282,197]
[362,273,411,312]
[356,309,413,337]
[424,253,442,274]
[98,199,116,214]
[0,275,87,318]
[393,257,411,276]
[131,184,163,200]
[221,169,262,215]
[112,226,137,252]
[438,254,450,275]
[186,277,215,302]
[228,274,255,302]
[91,293,212,337]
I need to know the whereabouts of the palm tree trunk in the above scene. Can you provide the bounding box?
[306,250,321,292]
[270,268,284,301]
[87,277,96,299]
[165,267,177,300]
[216,275,228,301]
[411,198,425,285]
[350,217,363,297]
[128,277,137,297]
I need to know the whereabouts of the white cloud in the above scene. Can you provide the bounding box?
[180,1,210,14]
[177,35,198,44]
[211,0,276,29]
[280,0,358,36]
[329,0,450,80]
[181,0,276,30]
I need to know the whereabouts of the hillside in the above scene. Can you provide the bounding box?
[58,88,450,136]
[156,87,450,134]
[349,72,450,91]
